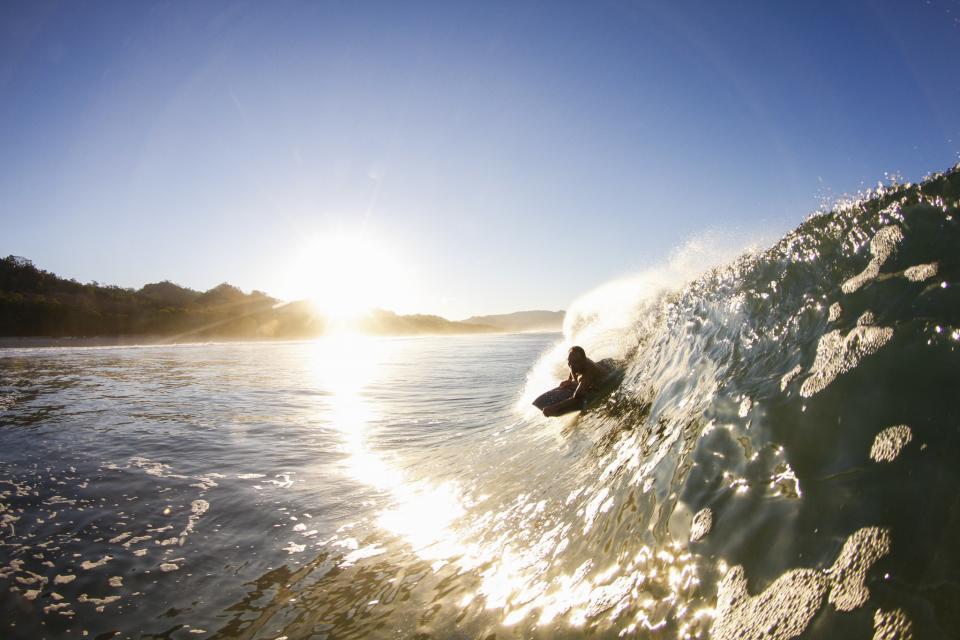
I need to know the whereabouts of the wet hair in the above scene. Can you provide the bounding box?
[568,345,585,359]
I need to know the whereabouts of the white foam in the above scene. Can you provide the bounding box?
[283,542,306,554]
[176,499,210,545]
[903,262,937,282]
[800,326,894,397]
[689,508,712,542]
[43,602,73,615]
[341,544,387,566]
[873,608,913,640]
[78,593,121,606]
[712,526,892,638]
[828,302,842,322]
[713,566,827,640]
[828,527,891,611]
[842,226,904,293]
[80,555,112,570]
[870,426,913,463]
[780,365,802,391]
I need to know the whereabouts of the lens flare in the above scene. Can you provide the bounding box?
[289,230,416,325]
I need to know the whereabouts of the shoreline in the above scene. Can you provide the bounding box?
[0,335,217,349]
[0,329,563,350]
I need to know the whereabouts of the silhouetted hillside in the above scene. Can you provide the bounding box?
[0,256,292,339]
[138,281,201,307]
[461,310,564,332]
[0,256,500,341]
[357,309,496,335]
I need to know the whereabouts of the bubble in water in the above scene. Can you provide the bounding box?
[690,508,713,542]
[79,555,113,570]
[780,365,802,391]
[842,225,904,293]
[828,527,891,611]
[712,566,827,640]
[828,302,842,322]
[178,499,210,545]
[873,607,913,640]
[712,526,892,639]
[0,392,17,413]
[43,602,73,616]
[800,326,894,397]
[903,262,938,282]
[870,425,913,463]
[77,594,121,607]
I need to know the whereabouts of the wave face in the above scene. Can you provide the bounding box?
[506,169,960,638]
[502,165,960,638]
[439,166,960,639]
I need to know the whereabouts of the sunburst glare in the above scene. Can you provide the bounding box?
[290,231,417,326]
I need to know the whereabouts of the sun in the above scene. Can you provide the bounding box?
[291,231,414,324]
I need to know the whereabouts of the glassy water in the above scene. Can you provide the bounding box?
[0,333,577,638]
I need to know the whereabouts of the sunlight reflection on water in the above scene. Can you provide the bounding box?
[302,333,708,634]
[310,333,472,571]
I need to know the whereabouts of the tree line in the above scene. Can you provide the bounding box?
[0,256,494,339]
[0,256,321,339]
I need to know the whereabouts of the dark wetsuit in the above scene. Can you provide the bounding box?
[542,358,614,416]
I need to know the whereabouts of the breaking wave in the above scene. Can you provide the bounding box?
[503,164,960,638]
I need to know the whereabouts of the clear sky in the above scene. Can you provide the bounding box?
[1,1,958,319]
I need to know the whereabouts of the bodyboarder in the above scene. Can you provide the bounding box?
[540,346,611,417]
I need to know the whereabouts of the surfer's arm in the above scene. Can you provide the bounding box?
[572,380,590,401]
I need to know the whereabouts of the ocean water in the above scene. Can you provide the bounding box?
[1,167,959,639]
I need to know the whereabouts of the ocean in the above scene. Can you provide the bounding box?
[1,166,958,639]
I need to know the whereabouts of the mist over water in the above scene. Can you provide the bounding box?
[521,232,771,410]
[2,167,960,639]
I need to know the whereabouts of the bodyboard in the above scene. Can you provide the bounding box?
[533,358,626,415]
[532,385,576,410]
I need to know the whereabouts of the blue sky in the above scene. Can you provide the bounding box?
[1,0,958,318]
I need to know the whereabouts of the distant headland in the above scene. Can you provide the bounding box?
[0,256,564,345]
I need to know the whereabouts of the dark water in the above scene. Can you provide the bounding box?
[2,167,959,639]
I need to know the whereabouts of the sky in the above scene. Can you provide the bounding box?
[1,0,958,319]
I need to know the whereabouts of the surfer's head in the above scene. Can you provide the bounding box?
[567,345,587,373]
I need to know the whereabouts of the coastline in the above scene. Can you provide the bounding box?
[0,335,207,349]
[0,329,564,350]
